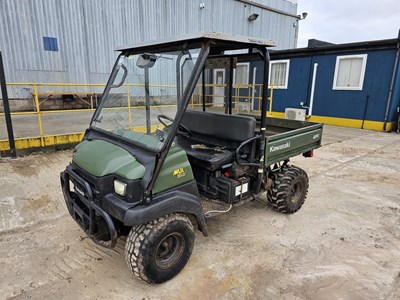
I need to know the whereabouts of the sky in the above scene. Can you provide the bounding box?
[296,0,400,47]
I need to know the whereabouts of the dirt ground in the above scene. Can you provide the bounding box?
[0,125,399,300]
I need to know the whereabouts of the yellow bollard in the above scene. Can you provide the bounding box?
[127,89,132,130]
[268,84,274,115]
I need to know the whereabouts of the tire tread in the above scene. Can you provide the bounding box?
[125,213,194,284]
[267,164,309,214]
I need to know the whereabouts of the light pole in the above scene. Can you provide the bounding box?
[294,12,308,48]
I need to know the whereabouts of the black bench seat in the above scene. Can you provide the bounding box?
[175,111,256,171]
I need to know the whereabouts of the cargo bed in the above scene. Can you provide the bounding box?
[251,115,323,166]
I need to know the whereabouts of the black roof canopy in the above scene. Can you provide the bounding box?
[116,32,276,54]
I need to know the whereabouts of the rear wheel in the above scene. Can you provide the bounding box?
[125,213,195,284]
[267,165,309,213]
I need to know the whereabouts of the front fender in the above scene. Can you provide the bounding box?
[123,180,208,236]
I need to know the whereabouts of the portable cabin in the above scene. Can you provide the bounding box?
[264,35,400,131]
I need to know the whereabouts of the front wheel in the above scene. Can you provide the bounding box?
[267,165,309,213]
[125,213,195,284]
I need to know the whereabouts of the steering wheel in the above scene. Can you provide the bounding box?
[157,114,192,137]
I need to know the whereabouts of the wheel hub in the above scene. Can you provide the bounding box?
[155,233,185,270]
[290,181,302,204]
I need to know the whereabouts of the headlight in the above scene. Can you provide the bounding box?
[114,179,127,196]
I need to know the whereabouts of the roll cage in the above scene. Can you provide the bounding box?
[89,32,274,203]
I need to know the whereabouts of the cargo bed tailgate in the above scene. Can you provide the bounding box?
[265,123,323,166]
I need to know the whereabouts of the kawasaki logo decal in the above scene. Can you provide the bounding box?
[269,141,291,153]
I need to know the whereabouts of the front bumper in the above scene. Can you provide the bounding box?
[60,165,118,248]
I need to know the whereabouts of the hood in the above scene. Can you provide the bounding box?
[72,139,145,180]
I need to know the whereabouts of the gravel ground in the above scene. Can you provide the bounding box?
[0,125,399,300]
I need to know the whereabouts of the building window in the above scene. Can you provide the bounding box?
[43,37,58,51]
[269,60,289,89]
[234,63,249,85]
[333,54,367,90]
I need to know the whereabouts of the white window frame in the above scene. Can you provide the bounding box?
[268,59,290,89]
[233,62,250,85]
[332,54,368,91]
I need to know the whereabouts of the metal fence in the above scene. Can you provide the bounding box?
[0,82,275,151]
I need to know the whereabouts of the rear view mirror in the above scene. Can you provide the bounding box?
[136,54,157,69]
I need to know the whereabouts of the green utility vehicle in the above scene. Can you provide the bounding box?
[61,33,323,284]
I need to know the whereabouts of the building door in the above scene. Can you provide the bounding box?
[213,69,225,107]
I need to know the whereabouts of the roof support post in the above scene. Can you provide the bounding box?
[259,47,270,152]
[228,57,234,115]
[252,47,270,194]
[144,67,151,134]
[202,67,206,112]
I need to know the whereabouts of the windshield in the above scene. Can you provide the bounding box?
[92,48,201,151]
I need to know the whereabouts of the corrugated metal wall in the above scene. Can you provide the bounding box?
[0,0,297,98]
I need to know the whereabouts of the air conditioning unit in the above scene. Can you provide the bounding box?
[237,103,249,112]
[285,108,306,121]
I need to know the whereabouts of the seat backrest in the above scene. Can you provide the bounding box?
[181,110,256,142]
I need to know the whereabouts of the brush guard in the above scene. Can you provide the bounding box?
[60,166,117,248]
